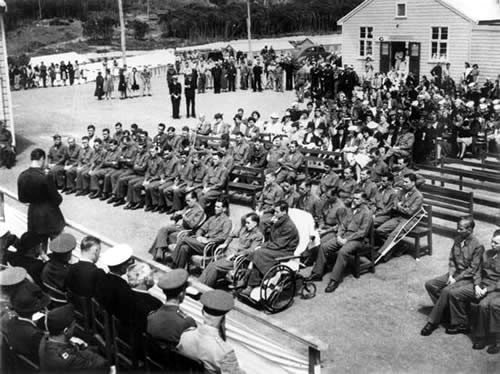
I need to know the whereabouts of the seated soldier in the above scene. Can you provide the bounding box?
[241,201,299,296]
[319,159,340,200]
[64,136,93,194]
[372,173,398,228]
[149,190,205,261]
[256,170,284,231]
[358,168,378,202]
[158,151,191,213]
[147,269,196,348]
[5,232,45,288]
[392,156,425,189]
[75,139,106,196]
[296,180,322,223]
[275,140,304,184]
[421,216,484,336]
[0,120,16,169]
[307,191,373,293]
[41,233,77,295]
[170,198,232,269]
[375,173,423,260]
[463,229,500,353]
[39,304,108,372]
[280,179,299,208]
[199,213,264,288]
[337,166,357,202]
[198,151,229,212]
[384,122,415,167]
[47,134,68,189]
[88,139,121,199]
[178,290,245,374]
[368,148,388,183]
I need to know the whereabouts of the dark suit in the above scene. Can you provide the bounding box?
[4,317,44,364]
[147,304,196,347]
[170,82,182,119]
[130,290,162,332]
[94,272,134,323]
[41,257,70,292]
[65,261,104,297]
[17,167,65,238]
[184,76,196,118]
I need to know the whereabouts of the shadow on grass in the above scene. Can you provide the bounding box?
[417,305,433,317]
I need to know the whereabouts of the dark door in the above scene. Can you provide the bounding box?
[379,42,391,74]
[408,42,421,81]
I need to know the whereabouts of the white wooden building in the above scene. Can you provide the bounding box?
[338,0,500,83]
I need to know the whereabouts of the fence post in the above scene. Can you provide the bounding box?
[308,346,321,374]
[0,191,4,222]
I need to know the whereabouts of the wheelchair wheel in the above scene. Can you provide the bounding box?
[299,281,317,300]
[231,255,251,290]
[261,265,296,313]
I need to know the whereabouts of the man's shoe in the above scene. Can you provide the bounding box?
[151,206,160,213]
[99,194,109,201]
[158,206,167,213]
[130,203,144,210]
[124,203,133,210]
[487,344,500,354]
[472,341,487,350]
[445,324,470,335]
[107,196,118,204]
[144,205,153,212]
[113,199,126,207]
[325,280,339,293]
[89,192,100,199]
[240,286,253,297]
[75,190,85,196]
[306,274,322,282]
[420,322,438,336]
[165,208,175,215]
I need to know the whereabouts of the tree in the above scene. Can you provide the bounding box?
[131,20,150,40]
[83,15,117,43]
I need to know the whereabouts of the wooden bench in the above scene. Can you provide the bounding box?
[226,165,265,209]
[298,148,343,181]
[406,205,433,259]
[353,224,375,278]
[419,184,473,237]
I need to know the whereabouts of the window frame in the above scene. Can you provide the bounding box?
[395,1,407,18]
[430,26,449,62]
[359,26,374,57]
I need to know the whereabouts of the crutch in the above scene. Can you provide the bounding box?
[375,207,427,264]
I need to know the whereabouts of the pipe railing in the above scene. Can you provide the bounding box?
[0,185,326,373]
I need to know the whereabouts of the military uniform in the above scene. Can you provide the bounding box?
[104,143,137,196]
[359,178,378,202]
[231,140,250,166]
[146,154,179,209]
[38,336,107,372]
[266,145,286,171]
[47,143,68,189]
[424,234,483,325]
[372,185,398,227]
[296,191,322,223]
[337,177,357,200]
[317,198,349,241]
[89,146,122,194]
[56,143,81,189]
[127,154,163,205]
[65,145,93,191]
[247,143,268,168]
[275,149,304,184]
[257,182,284,227]
[282,187,300,208]
[161,159,192,211]
[171,163,207,211]
[172,213,232,269]
[370,158,388,182]
[199,163,229,208]
[113,148,149,201]
[76,146,105,193]
[319,170,340,197]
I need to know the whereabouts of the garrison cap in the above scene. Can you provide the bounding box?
[47,304,75,334]
[158,269,189,290]
[53,134,61,140]
[100,244,133,267]
[49,233,77,253]
[0,267,27,286]
[270,113,279,119]
[200,290,234,316]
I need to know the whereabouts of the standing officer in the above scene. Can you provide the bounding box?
[170,76,182,119]
[421,216,484,336]
[17,148,66,250]
[178,290,245,374]
[184,72,196,118]
[39,304,108,372]
[147,269,196,347]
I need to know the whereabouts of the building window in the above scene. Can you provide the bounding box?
[359,27,373,57]
[431,26,448,60]
[396,2,407,18]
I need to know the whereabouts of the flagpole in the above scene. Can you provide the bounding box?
[118,0,126,66]
[246,0,253,61]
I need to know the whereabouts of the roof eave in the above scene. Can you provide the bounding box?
[434,0,477,24]
[337,0,375,25]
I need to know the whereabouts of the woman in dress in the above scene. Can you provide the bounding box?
[103,68,114,100]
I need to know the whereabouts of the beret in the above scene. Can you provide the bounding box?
[47,304,75,334]
[0,267,27,286]
[16,232,42,254]
[200,290,234,316]
[100,244,133,267]
[49,233,77,254]
[158,269,189,290]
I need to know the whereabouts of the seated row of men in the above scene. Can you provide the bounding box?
[421,221,500,354]
[0,231,245,372]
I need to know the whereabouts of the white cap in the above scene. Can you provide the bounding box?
[494,104,500,112]
[347,125,359,132]
[493,99,500,105]
[367,121,378,130]
[100,244,133,267]
[270,113,280,119]
[466,101,475,108]
[479,103,488,111]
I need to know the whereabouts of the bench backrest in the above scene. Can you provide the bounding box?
[420,184,473,215]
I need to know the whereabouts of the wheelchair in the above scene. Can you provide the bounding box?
[230,208,319,314]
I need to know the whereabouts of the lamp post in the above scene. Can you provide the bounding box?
[246,0,252,61]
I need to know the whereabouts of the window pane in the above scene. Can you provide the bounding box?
[439,43,447,57]
[367,27,373,38]
[441,27,448,40]
[432,27,439,40]
[367,41,373,55]
[432,41,438,57]
[397,4,406,16]
[360,27,366,38]
[360,41,365,56]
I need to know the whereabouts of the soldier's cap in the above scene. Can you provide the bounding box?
[16,232,43,254]
[158,269,189,291]
[100,244,133,267]
[53,134,61,140]
[270,113,280,119]
[200,290,234,316]
[46,304,75,335]
[10,280,50,314]
[49,233,77,254]
[0,267,27,286]
[214,113,223,119]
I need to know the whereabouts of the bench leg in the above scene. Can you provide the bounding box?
[353,254,360,278]
[414,237,421,260]
[427,232,433,256]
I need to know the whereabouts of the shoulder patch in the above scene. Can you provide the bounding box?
[60,352,70,360]
[177,309,188,318]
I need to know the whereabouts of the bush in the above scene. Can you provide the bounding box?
[83,15,117,42]
[130,20,150,40]
[49,18,70,26]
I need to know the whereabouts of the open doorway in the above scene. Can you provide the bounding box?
[390,41,406,70]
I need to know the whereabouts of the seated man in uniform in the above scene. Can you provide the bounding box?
[149,190,205,261]
[170,198,232,269]
[0,120,16,169]
[421,216,484,336]
[306,190,373,293]
[464,229,500,353]
[39,304,108,372]
[178,290,245,374]
[375,173,423,261]
[199,213,264,288]
[5,232,45,288]
[147,269,196,347]
[256,170,284,231]
[241,201,299,296]
[371,173,398,228]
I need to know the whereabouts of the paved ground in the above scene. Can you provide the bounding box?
[2,77,500,373]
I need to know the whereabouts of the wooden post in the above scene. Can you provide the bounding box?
[246,0,252,61]
[308,346,321,374]
[117,0,127,66]
[0,192,5,222]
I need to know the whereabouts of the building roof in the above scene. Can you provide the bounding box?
[338,0,500,25]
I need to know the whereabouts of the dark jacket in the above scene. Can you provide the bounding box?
[17,167,65,236]
[94,272,134,324]
[65,261,104,297]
